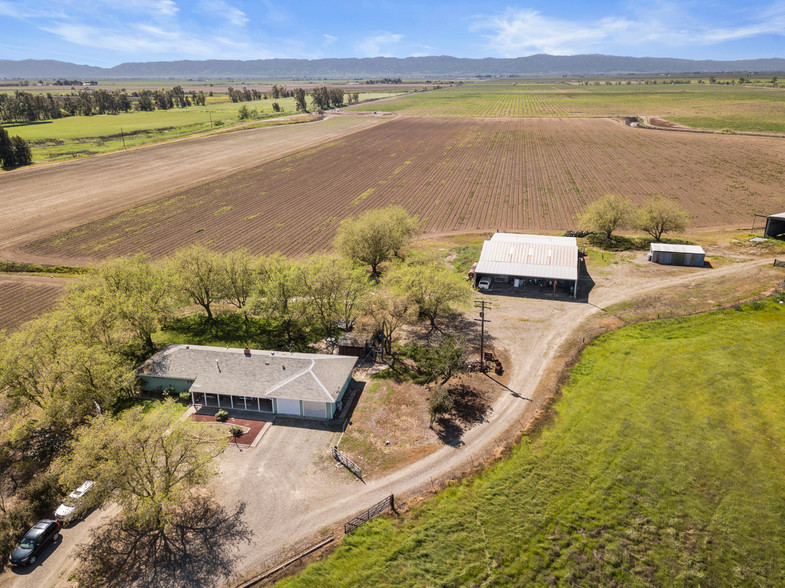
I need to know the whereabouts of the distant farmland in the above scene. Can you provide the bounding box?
[25,116,785,261]
[351,82,785,134]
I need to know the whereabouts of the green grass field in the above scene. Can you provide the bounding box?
[349,81,785,133]
[279,295,785,586]
[1,91,400,162]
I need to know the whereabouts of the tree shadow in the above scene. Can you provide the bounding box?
[432,384,492,447]
[73,492,251,588]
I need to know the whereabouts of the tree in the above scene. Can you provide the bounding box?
[577,194,633,239]
[386,260,472,330]
[634,198,690,241]
[294,88,307,112]
[59,402,225,522]
[250,255,309,346]
[428,385,454,427]
[0,127,15,168]
[0,312,134,434]
[363,288,416,357]
[168,245,226,320]
[10,136,32,167]
[222,248,260,312]
[406,333,467,386]
[335,205,420,276]
[59,402,239,585]
[299,255,368,340]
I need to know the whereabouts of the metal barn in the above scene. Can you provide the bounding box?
[649,243,705,267]
[474,233,579,298]
[764,213,785,239]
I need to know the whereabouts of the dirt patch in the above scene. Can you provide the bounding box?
[339,362,508,478]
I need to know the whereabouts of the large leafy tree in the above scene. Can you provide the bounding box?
[386,260,472,330]
[65,255,174,353]
[0,312,134,433]
[250,255,310,346]
[577,194,633,239]
[335,205,419,276]
[59,402,225,519]
[299,255,368,340]
[634,198,690,241]
[168,245,226,321]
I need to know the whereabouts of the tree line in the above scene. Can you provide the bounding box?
[0,86,207,122]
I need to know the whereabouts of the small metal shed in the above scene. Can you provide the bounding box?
[649,243,705,267]
[764,213,785,239]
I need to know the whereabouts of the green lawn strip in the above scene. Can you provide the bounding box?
[279,297,785,586]
[0,261,88,275]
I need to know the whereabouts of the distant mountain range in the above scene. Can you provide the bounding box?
[2,55,785,79]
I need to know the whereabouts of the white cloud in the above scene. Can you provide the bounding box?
[356,32,404,57]
[197,0,248,27]
[473,4,785,57]
[323,33,337,46]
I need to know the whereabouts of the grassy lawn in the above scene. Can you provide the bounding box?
[279,295,785,586]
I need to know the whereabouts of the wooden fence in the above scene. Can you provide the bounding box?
[344,494,395,534]
[332,445,362,480]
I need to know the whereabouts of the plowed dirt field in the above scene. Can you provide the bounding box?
[0,275,68,333]
[24,116,785,261]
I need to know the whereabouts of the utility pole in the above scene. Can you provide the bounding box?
[474,299,491,371]
[120,127,126,150]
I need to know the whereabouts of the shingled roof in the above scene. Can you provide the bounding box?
[137,345,356,403]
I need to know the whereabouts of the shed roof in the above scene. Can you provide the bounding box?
[767,212,785,220]
[136,345,356,403]
[649,243,705,255]
[490,233,578,247]
[476,234,578,281]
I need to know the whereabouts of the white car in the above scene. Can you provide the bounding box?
[477,277,492,291]
[55,481,94,524]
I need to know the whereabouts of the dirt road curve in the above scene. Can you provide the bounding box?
[0,115,387,263]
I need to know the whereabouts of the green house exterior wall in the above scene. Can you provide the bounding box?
[139,376,193,394]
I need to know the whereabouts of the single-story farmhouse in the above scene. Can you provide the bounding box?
[765,212,785,239]
[474,233,579,298]
[648,243,705,267]
[136,345,357,419]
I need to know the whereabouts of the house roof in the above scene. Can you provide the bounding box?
[475,233,578,281]
[649,243,705,255]
[136,345,356,403]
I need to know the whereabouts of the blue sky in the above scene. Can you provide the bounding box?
[1,0,784,66]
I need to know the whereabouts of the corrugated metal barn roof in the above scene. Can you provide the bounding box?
[476,234,578,281]
[649,243,705,255]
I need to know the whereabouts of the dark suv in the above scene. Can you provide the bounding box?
[9,519,61,566]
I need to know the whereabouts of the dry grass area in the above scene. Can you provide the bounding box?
[22,116,785,261]
[339,358,510,477]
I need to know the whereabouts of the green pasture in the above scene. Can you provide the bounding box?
[280,295,785,586]
[1,91,400,162]
[349,81,785,132]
